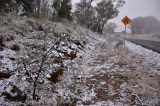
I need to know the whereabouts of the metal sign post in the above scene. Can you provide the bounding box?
[124,25,126,45]
[121,16,131,46]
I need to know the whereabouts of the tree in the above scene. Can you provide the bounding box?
[74,0,95,28]
[16,0,34,14]
[0,0,15,13]
[143,16,160,34]
[0,0,34,15]
[52,0,72,20]
[52,0,61,19]
[32,0,41,15]
[40,0,51,18]
[53,0,61,11]
[94,0,119,34]
[58,0,72,20]
[130,17,145,34]
[74,0,125,34]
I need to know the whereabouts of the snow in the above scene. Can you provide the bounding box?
[0,49,16,72]
[93,101,119,106]
[0,49,16,58]
[126,41,160,69]
[0,16,159,106]
[100,81,106,85]
[81,87,96,102]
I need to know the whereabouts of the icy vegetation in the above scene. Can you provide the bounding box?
[0,16,159,106]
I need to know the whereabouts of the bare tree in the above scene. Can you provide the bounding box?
[20,39,61,100]
[16,29,83,100]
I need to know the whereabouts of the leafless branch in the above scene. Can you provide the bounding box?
[22,60,34,81]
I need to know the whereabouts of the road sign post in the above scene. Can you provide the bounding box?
[124,25,126,45]
[121,16,131,46]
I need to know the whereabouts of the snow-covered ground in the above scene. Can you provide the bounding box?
[126,41,160,70]
[0,16,159,106]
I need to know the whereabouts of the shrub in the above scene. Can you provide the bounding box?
[11,44,20,51]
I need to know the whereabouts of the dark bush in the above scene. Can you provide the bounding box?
[0,36,5,50]
[0,72,12,79]
[0,36,3,44]
[26,20,44,31]
[0,46,4,51]
[0,55,3,59]
[6,36,14,42]
[9,57,15,61]
[2,85,27,102]
[48,67,64,83]
[11,44,20,51]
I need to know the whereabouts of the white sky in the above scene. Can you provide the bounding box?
[111,0,160,31]
[72,0,160,32]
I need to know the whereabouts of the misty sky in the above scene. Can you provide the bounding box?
[111,0,160,31]
[72,0,160,32]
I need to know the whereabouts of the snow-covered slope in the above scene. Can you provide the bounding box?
[0,16,159,106]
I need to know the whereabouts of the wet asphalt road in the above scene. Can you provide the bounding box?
[126,39,160,53]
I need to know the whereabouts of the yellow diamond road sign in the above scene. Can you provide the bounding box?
[121,16,131,25]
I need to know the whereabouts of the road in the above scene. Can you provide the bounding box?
[126,39,160,53]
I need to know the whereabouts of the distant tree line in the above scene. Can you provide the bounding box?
[0,0,73,19]
[0,0,34,14]
[130,16,160,34]
[0,0,125,34]
[74,0,125,34]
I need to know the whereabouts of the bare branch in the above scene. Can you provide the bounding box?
[22,60,34,81]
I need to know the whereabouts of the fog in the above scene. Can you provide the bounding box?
[111,0,160,32]
[72,0,160,32]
